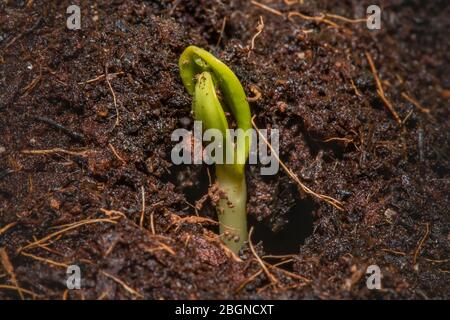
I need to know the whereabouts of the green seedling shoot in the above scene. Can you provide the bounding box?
[179,46,252,253]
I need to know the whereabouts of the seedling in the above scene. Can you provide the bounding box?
[179,46,251,253]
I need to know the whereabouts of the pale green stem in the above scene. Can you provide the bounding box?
[216,165,247,253]
[179,46,251,253]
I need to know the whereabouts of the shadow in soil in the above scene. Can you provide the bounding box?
[163,163,211,210]
[249,199,314,270]
[166,163,315,272]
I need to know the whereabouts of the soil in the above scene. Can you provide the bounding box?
[0,0,449,299]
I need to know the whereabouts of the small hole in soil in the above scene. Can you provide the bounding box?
[166,164,315,269]
[249,199,314,267]
[162,164,211,212]
[183,166,210,204]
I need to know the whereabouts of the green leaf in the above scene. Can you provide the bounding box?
[179,45,252,177]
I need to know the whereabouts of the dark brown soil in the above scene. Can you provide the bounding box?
[0,0,449,299]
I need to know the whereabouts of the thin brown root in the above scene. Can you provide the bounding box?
[382,248,406,256]
[105,66,120,128]
[108,143,126,164]
[425,258,450,264]
[97,291,108,300]
[235,269,263,293]
[284,0,304,5]
[142,242,176,255]
[350,78,362,97]
[149,201,164,235]
[100,207,169,245]
[402,109,414,125]
[248,16,264,58]
[216,16,227,47]
[183,199,199,216]
[139,186,146,228]
[49,216,121,230]
[35,243,62,256]
[323,137,354,144]
[0,284,39,298]
[265,258,294,268]
[325,13,367,24]
[248,227,278,284]
[413,222,430,265]
[21,148,90,157]
[365,52,402,124]
[78,74,105,85]
[104,239,118,257]
[22,65,42,96]
[99,208,127,219]
[288,11,339,28]
[203,229,242,263]
[235,257,307,293]
[251,0,283,16]
[206,167,212,186]
[28,235,63,251]
[0,222,17,236]
[256,281,277,294]
[247,84,262,102]
[166,214,218,232]
[262,254,297,260]
[252,116,344,210]
[264,260,311,282]
[20,251,69,269]
[20,218,119,251]
[78,72,124,85]
[0,248,24,299]
[101,271,144,299]
[401,92,432,116]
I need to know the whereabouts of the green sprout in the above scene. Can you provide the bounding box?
[179,46,252,253]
